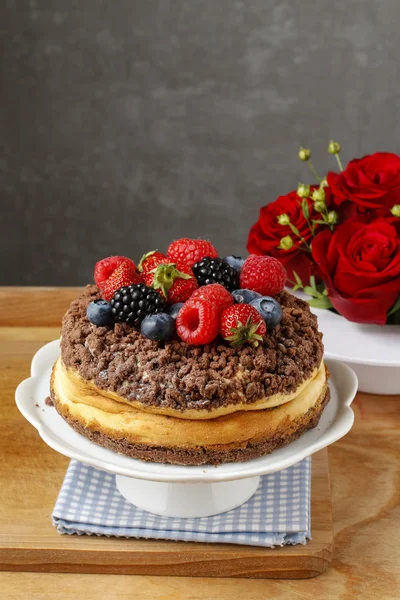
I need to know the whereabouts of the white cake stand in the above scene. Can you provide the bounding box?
[16,340,357,518]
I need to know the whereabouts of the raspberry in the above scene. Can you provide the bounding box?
[167,238,218,267]
[102,260,143,301]
[240,255,286,296]
[220,304,266,348]
[190,284,233,314]
[138,251,168,273]
[176,298,220,345]
[94,256,134,291]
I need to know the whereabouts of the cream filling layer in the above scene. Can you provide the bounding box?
[52,358,327,448]
[59,358,324,420]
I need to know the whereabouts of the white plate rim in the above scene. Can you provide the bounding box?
[16,340,357,484]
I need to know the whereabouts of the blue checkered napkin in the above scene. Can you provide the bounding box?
[52,458,311,547]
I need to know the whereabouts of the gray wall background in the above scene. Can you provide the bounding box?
[1,0,400,285]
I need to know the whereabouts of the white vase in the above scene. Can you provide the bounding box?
[310,309,400,395]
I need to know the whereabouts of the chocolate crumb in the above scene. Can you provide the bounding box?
[60,285,323,412]
[45,396,54,406]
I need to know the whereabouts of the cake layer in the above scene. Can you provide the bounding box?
[59,358,324,419]
[60,285,324,414]
[54,387,330,465]
[51,357,328,455]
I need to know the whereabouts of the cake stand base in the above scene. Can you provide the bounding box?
[115,474,261,518]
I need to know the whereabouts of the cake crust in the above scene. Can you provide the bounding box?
[52,384,330,466]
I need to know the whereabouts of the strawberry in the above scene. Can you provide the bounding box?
[142,256,170,289]
[94,256,134,291]
[240,255,287,296]
[167,238,218,267]
[190,284,233,314]
[168,271,199,304]
[138,250,168,273]
[220,304,266,348]
[144,260,198,304]
[102,260,143,301]
[176,298,220,345]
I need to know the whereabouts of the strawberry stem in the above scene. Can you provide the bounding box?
[151,263,191,298]
[225,317,264,348]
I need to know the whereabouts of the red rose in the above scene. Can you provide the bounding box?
[247,188,326,284]
[312,216,400,324]
[328,152,400,212]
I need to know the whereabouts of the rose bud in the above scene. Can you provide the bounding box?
[328,140,341,154]
[277,213,290,225]
[298,147,311,161]
[390,204,400,217]
[297,183,311,198]
[278,235,294,250]
[312,187,326,202]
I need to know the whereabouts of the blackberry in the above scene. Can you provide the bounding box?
[192,257,239,291]
[110,284,166,326]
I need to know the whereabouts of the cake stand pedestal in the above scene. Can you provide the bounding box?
[115,474,261,518]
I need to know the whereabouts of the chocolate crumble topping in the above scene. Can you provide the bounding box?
[60,285,324,412]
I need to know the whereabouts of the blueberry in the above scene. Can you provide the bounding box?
[232,289,262,304]
[250,297,283,331]
[165,303,184,320]
[140,313,175,341]
[87,299,114,327]
[223,255,246,272]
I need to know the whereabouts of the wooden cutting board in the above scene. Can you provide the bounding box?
[0,296,333,579]
[0,443,332,579]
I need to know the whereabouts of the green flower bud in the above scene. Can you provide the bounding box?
[297,183,311,198]
[328,140,341,155]
[312,187,326,202]
[314,201,326,213]
[390,204,400,217]
[327,210,338,224]
[277,213,290,225]
[320,178,328,188]
[298,147,311,161]
[278,235,294,250]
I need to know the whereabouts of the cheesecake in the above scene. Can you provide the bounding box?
[51,279,329,465]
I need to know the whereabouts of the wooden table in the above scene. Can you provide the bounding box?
[1,287,399,600]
